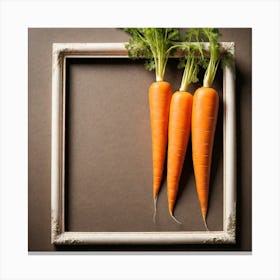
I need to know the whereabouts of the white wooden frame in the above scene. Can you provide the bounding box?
[51,42,236,245]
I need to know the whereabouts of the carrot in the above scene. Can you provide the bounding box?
[167,31,201,223]
[192,28,223,229]
[149,81,172,205]
[167,91,192,223]
[192,86,219,229]
[124,28,180,220]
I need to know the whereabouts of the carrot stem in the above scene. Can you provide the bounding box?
[201,28,221,88]
[179,54,198,92]
[124,28,180,81]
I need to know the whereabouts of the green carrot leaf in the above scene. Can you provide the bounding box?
[123,28,180,81]
[221,50,234,68]
[144,59,156,71]
[173,28,202,91]
[201,28,222,87]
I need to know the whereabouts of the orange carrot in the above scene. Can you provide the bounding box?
[149,81,172,204]
[167,34,200,223]
[167,91,192,222]
[192,87,219,228]
[192,28,222,229]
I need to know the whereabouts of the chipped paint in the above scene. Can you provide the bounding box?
[51,215,61,244]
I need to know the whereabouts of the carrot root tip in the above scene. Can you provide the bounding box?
[203,216,209,231]
[170,213,182,225]
[153,196,158,223]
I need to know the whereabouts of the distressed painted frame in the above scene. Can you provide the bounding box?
[51,42,236,245]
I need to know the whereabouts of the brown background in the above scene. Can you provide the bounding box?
[28,28,252,251]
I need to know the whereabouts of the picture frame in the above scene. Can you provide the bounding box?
[51,42,236,245]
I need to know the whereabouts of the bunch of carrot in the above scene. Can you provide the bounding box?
[124,28,231,229]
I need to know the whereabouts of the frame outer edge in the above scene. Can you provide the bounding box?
[51,44,63,243]
[223,42,236,243]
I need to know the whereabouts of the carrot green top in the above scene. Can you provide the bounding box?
[199,28,233,88]
[124,28,180,82]
[201,28,222,88]
[172,28,203,92]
